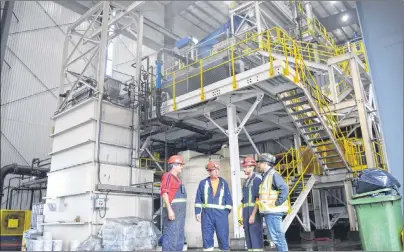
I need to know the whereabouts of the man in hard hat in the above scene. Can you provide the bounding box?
[195,161,233,251]
[241,157,264,251]
[256,153,289,252]
[160,155,187,251]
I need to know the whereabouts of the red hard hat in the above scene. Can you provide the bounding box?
[242,157,257,167]
[167,155,184,165]
[206,161,220,171]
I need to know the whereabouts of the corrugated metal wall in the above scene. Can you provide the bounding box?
[1,1,82,209]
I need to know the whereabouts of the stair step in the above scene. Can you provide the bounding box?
[291,108,313,116]
[300,122,322,128]
[312,142,333,148]
[281,92,306,101]
[296,115,318,122]
[315,148,336,153]
[286,100,309,108]
[303,129,325,135]
[318,154,341,159]
[326,166,346,170]
[323,160,344,165]
[308,136,329,142]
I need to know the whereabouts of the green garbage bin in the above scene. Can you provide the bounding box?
[350,188,403,251]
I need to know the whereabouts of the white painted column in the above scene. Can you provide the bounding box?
[349,56,376,168]
[227,104,242,238]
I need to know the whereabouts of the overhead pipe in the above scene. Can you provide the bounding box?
[1,164,50,203]
[155,49,212,138]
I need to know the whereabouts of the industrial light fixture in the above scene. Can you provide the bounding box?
[223,1,233,6]
[341,14,349,22]
[331,1,337,4]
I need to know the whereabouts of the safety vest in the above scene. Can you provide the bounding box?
[195,180,232,210]
[243,175,257,208]
[258,169,289,214]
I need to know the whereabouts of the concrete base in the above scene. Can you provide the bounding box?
[300,231,315,242]
[314,229,334,240]
[347,231,360,242]
[229,238,246,251]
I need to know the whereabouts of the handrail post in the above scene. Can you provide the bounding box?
[172,72,176,111]
[231,47,237,90]
[267,30,274,77]
[200,59,205,101]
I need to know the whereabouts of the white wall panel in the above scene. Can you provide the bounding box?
[1,1,84,169]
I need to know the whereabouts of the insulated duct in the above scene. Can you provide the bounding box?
[155,49,212,139]
[0,164,50,202]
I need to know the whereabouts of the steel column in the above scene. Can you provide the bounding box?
[227,104,243,238]
[94,1,110,184]
[320,189,331,229]
[344,179,358,231]
[349,56,376,168]
[132,15,144,169]
[0,1,14,72]
[312,188,322,229]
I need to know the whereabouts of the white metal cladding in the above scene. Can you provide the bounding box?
[43,193,153,223]
[0,1,90,168]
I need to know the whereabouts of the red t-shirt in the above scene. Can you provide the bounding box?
[160,172,182,204]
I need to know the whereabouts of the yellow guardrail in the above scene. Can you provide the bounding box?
[139,157,165,170]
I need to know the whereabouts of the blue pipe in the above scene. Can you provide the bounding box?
[156,60,162,89]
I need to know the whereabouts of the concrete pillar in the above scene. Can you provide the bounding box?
[356,1,403,211]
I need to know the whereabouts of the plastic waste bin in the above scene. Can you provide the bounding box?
[350,188,403,251]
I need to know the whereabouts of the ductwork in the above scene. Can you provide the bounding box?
[1,163,50,202]
[155,48,213,139]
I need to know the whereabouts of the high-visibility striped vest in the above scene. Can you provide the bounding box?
[243,176,257,208]
[195,180,232,210]
[258,169,289,214]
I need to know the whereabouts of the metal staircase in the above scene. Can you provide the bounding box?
[282,175,316,232]
[277,86,350,174]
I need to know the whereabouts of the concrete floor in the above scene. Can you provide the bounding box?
[288,240,362,251]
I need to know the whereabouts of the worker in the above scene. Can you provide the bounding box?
[256,153,289,252]
[241,157,264,251]
[195,161,233,251]
[160,155,187,251]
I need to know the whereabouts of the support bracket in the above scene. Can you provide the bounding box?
[204,113,229,137]
[235,94,264,135]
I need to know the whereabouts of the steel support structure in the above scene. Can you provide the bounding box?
[132,14,143,170]
[56,1,144,112]
[206,94,263,238]
[344,179,358,231]
[349,54,376,168]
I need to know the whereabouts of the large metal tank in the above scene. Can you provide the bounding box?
[180,147,236,248]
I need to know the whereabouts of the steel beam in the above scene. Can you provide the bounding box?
[204,113,228,137]
[88,2,145,40]
[236,94,264,135]
[237,116,260,155]
[0,0,14,72]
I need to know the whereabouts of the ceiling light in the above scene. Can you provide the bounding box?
[331,1,337,4]
[341,14,349,22]
[224,1,233,6]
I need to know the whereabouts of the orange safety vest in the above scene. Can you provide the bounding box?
[258,169,289,214]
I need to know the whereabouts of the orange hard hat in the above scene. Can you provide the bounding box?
[241,157,257,167]
[206,161,220,171]
[167,155,184,165]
